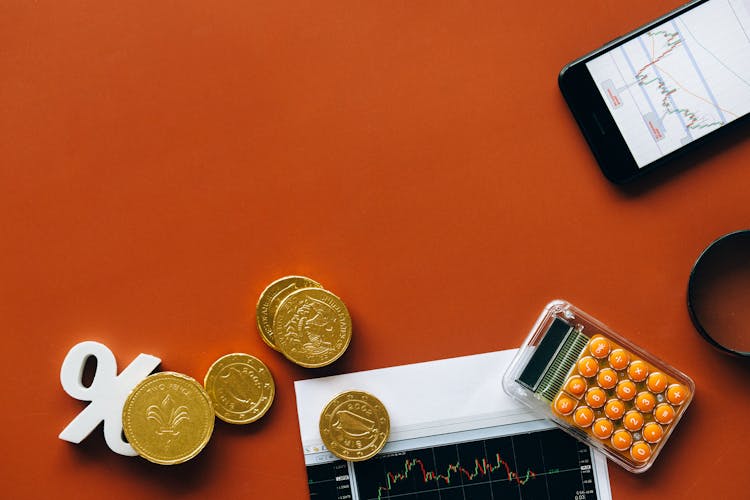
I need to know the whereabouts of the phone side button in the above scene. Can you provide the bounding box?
[591,113,607,135]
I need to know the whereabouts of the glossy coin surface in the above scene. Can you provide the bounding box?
[319,391,390,462]
[123,372,214,465]
[256,276,322,351]
[204,353,275,424]
[274,287,352,368]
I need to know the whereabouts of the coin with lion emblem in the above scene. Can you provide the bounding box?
[255,276,323,351]
[273,287,352,368]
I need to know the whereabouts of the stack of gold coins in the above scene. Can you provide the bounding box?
[256,276,352,368]
[319,390,390,462]
[122,372,215,465]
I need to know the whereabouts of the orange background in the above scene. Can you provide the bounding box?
[1,1,749,498]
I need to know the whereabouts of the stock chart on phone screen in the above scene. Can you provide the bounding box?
[586,0,750,167]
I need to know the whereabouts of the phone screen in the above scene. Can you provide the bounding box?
[585,0,750,168]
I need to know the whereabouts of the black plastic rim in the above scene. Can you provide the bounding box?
[687,230,750,357]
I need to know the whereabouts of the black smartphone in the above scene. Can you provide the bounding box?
[559,0,750,183]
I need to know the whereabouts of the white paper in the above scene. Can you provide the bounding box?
[295,349,612,500]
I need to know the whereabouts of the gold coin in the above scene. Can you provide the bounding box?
[204,353,275,424]
[122,372,214,465]
[273,287,352,368]
[319,391,390,462]
[256,276,323,351]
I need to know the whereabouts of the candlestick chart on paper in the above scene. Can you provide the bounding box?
[307,427,598,500]
[585,0,750,167]
[354,428,596,500]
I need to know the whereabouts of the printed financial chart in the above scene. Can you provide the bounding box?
[586,0,750,167]
[306,422,601,500]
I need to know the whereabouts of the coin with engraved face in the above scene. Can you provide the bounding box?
[256,276,323,351]
[273,287,352,368]
[122,372,214,465]
[319,391,390,462]
[204,353,275,424]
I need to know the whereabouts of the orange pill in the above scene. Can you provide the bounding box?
[667,384,690,405]
[597,368,618,389]
[592,418,614,439]
[635,392,656,413]
[585,387,607,408]
[643,422,663,443]
[604,399,625,420]
[627,360,649,382]
[611,429,633,451]
[565,376,587,398]
[608,349,630,370]
[573,406,595,428]
[616,380,637,401]
[578,356,599,378]
[654,403,676,425]
[554,394,576,416]
[589,336,611,358]
[630,441,652,462]
[647,372,668,393]
[623,410,644,432]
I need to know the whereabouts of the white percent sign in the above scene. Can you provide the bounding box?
[59,341,161,456]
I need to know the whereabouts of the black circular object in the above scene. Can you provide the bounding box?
[688,230,750,357]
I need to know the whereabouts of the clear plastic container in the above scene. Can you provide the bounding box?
[502,300,694,473]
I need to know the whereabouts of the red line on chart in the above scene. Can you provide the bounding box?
[635,30,733,130]
[636,30,682,78]
[607,88,621,106]
[376,453,536,500]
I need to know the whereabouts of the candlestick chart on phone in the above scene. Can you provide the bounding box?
[586,0,750,166]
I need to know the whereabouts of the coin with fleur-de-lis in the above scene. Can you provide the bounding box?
[122,372,214,465]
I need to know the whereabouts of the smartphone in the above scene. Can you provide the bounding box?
[559,0,750,183]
